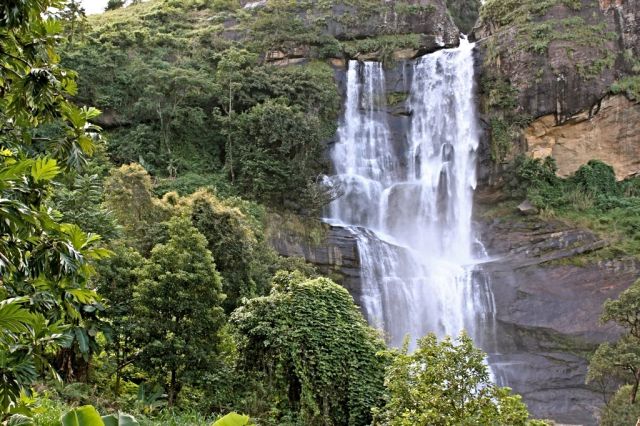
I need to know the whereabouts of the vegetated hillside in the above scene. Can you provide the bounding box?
[62,0,459,211]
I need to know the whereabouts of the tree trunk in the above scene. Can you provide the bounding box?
[631,370,640,404]
[227,85,235,184]
[115,342,122,396]
[168,368,177,407]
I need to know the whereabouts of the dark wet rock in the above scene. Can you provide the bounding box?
[477,215,640,425]
[268,220,363,296]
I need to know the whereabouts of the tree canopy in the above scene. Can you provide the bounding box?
[374,332,542,426]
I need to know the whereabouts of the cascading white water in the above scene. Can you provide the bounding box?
[326,38,494,347]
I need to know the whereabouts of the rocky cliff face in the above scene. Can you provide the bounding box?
[476,210,639,424]
[236,0,461,64]
[473,0,635,120]
[267,217,363,297]
[472,0,640,183]
[471,4,640,421]
[525,94,640,179]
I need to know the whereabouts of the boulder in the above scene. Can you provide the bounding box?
[517,199,539,216]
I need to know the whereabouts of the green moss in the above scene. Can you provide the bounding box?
[611,75,640,101]
[387,91,409,106]
[480,75,531,162]
[341,34,422,62]
[511,324,596,358]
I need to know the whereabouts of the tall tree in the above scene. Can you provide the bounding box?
[1,0,106,414]
[93,244,144,396]
[134,216,226,406]
[184,189,260,312]
[103,163,169,254]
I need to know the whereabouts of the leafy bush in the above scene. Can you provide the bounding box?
[611,75,640,101]
[507,156,640,258]
[570,160,619,197]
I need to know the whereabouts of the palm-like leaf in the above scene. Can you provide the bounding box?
[0,298,34,343]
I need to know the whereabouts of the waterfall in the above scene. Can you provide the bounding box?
[326,38,493,348]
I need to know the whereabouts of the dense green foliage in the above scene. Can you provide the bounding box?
[507,157,640,258]
[446,0,481,34]
[231,271,387,425]
[374,333,545,425]
[611,75,640,101]
[184,189,268,311]
[587,279,640,424]
[0,0,111,415]
[92,244,144,396]
[60,0,342,210]
[2,1,545,425]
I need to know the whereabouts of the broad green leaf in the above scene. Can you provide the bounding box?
[82,106,102,121]
[6,414,33,425]
[67,288,98,304]
[101,413,139,426]
[0,298,34,340]
[211,413,250,426]
[61,103,86,129]
[61,223,88,248]
[31,157,59,182]
[74,328,90,355]
[77,135,95,156]
[60,405,104,426]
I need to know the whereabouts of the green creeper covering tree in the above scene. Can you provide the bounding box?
[374,332,545,426]
[134,216,226,407]
[231,271,387,425]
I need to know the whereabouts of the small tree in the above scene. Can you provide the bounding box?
[374,332,544,425]
[94,243,144,395]
[588,279,640,416]
[105,0,125,11]
[134,216,226,406]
